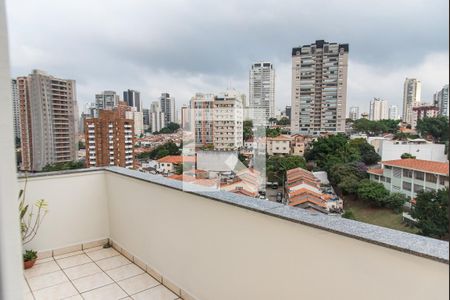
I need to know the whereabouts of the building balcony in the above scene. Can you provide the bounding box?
[17,168,449,300]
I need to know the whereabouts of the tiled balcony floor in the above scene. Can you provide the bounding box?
[23,246,181,300]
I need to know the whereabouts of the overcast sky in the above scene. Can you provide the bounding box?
[6,0,449,115]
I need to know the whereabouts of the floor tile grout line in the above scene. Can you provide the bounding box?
[53,254,84,298]
[88,252,132,298]
[115,272,161,296]
[24,275,37,300]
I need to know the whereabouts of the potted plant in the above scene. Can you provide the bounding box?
[19,177,48,269]
[23,250,38,269]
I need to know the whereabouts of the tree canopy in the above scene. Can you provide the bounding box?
[156,122,180,134]
[137,141,180,160]
[411,188,449,239]
[352,119,400,135]
[416,116,449,143]
[42,161,84,172]
[356,179,390,207]
[266,155,306,184]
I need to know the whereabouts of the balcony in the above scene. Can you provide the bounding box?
[18,168,449,300]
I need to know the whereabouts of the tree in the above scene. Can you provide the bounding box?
[401,153,416,159]
[42,161,85,172]
[357,179,389,207]
[238,153,249,167]
[329,162,367,195]
[411,189,449,239]
[305,134,349,169]
[136,141,180,160]
[266,127,281,137]
[416,116,449,143]
[243,120,253,141]
[78,141,85,150]
[383,193,408,213]
[158,122,180,134]
[266,155,306,184]
[276,117,290,126]
[342,209,355,220]
[349,138,380,165]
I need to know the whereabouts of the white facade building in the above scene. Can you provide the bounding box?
[213,90,244,151]
[190,93,215,147]
[369,98,388,121]
[11,79,20,139]
[434,84,449,117]
[378,139,447,162]
[150,101,165,132]
[160,93,176,125]
[125,108,144,136]
[249,62,275,123]
[349,106,359,120]
[95,90,119,111]
[291,40,348,134]
[402,78,421,124]
[388,105,399,120]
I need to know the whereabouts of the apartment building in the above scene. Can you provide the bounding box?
[85,105,135,169]
[411,103,439,129]
[18,70,78,171]
[349,106,359,120]
[11,79,20,139]
[402,78,421,124]
[160,93,176,124]
[389,105,399,120]
[142,108,150,131]
[249,62,275,123]
[125,108,144,136]
[180,105,190,130]
[95,90,119,110]
[123,89,142,112]
[291,40,349,134]
[150,101,165,132]
[368,159,449,199]
[190,93,215,147]
[369,98,389,121]
[434,84,449,117]
[213,91,244,151]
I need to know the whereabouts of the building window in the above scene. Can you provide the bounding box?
[439,176,447,185]
[374,175,379,180]
[414,184,424,193]
[403,169,412,178]
[414,171,424,180]
[402,181,412,191]
[393,167,401,177]
[426,173,437,183]
[386,177,391,183]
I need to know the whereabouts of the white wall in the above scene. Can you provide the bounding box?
[105,171,449,300]
[380,140,447,162]
[20,171,110,252]
[0,0,23,297]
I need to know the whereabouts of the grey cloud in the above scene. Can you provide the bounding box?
[6,0,449,111]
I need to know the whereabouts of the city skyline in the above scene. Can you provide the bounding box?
[6,0,449,113]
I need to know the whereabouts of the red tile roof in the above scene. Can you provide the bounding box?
[367,168,384,175]
[157,155,196,164]
[267,135,292,141]
[382,159,449,176]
